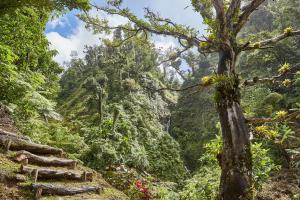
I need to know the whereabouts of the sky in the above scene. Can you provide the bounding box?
[45,0,206,65]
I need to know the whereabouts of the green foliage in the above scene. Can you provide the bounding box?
[239,5,300,172]
[58,36,186,182]
[255,125,279,139]
[149,182,180,200]
[180,166,220,200]
[180,134,221,200]
[278,63,291,74]
[0,44,23,102]
[251,143,280,190]
[180,130,278,200]
[1,1,299,199]
[0,7,62,122]
[0,4,88,160]
[16,118,87,158]
[170,54,218,172]
[242,87,284,118]
[0,0,90,13]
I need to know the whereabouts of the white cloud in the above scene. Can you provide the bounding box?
[47,16,71,29]
[46,21,100,65]
[46,0,206,66]
[149,0,204,31]
[46,12,128,65]
[121,0,206,33]
[154,36,176,52]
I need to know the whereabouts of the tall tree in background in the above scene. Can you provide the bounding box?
[82,0,300,199]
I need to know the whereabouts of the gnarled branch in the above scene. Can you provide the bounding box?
[246,111,300,125]
[234,0,266,34]
[242,30,300,51]
[89,4,204,48]
[226,0,241,26]
[213,0,226,34]
[243,74,283,86]
[153,83,203,92]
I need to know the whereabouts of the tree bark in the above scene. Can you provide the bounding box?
[20,165,93,182]
[216,50,252,200]
[32,183,101,199]
[15,150,77,169]
[0,136,63,156]
[0,128,31,141]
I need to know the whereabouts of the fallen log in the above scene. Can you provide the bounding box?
[0,128,31,141]
[20,165,93,182]
[15,150,77,169]
[0,136,63,156]
[32,183,102,199]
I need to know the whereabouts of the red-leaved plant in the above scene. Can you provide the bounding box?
[135,179,153,200]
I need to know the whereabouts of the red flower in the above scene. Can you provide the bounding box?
[135,180,143,188]
[135,179,153,200]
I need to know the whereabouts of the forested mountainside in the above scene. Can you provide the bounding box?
[1,0,300,200]
[57,34,186,182]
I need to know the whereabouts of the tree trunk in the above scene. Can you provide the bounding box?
[216,50,252,200]
[98,87,103,125]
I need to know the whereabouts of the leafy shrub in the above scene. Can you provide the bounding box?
[180,135,221,200]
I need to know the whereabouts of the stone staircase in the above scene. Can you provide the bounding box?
[0,128,103,200]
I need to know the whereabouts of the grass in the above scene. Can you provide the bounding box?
[0,151,20,174]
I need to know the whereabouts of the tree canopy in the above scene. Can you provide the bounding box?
[0,0,90,12]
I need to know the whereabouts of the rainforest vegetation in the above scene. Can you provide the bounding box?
[0,0,300,199]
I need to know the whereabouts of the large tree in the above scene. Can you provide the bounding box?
[81,0,300,199]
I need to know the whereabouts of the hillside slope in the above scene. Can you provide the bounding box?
[0,107,129,200]
[57,40,186,183]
